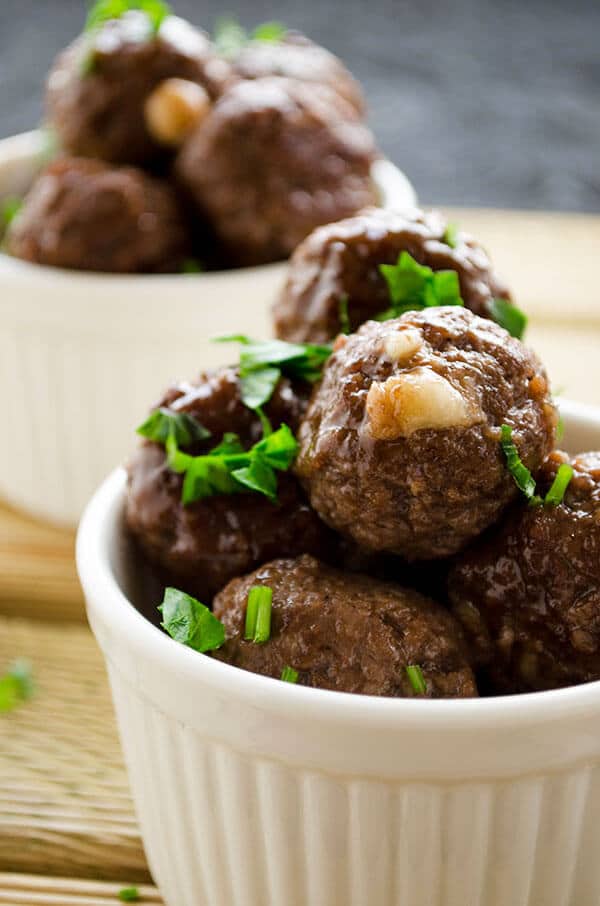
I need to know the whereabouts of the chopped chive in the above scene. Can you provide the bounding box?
[118,888,140,902]
[281,665,299,683]
[244,586,272,643]
[338,295,351,335]
[500,424,542,505]
[488,297,528,340]
[556,414,565,442]
[544,463,574,506]
[406,665,427,695]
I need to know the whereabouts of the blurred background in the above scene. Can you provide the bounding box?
[0,0,598,212]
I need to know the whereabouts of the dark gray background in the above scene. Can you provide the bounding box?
[1,0,598,211]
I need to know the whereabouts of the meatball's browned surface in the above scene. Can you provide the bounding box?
[274,207,512,343]
[232,32,365,115]
[176,76,378,266]
[295,308,557,559]
[448,451,600,694]
[126,368,334,601]
[46,12,230,165]
[6,157,189,273]
[213,555,477,698]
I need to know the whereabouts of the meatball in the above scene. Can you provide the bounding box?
[274,207,513,343]
[213,554,477,698]
[7,158,188,273]
[295,307,557,559]
[126,368,334,601]
[176,76,378,266]
[46,12,231,165]
[448,451,600,693]
[232,31,365,115]
[6,157,189,273]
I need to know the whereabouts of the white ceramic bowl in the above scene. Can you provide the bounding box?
[78,398,600,906]
[0,130,417,526]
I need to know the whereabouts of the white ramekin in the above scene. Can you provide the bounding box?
[0,131,417,526]
[78,398,600,906]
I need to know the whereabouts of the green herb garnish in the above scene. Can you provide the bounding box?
[556,414,565,442]
[159,588,225,653]
[500,424,542,505]
[488,297,528,340]
[544,463,574,506]
[281,665,299,683]
[214,16,287,58]
[338,295,351,335]
[181,257,204,274]
[244,586,273,643]
[166,423,298,504]
[442,223,458,249]
[1,196,22,230]
[406,665,427,695]
[85,0,171,33]
[118,888,140,902]
[137,407,211,447]
[215,335,332,410]
[0,659,34,713]
[377,252,464,321]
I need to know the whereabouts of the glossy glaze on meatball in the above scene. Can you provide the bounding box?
[176,76,378,266]
[232,32,365,115]
[448,451,600,693]
[46,12,231,164]
[295,308,557,560]
[126,368,334,601]
[213,555,478,697]
[274,207,512,343]
[6,157,189,273]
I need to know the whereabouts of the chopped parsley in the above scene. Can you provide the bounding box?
[406,665,427,695]
[544,462,574,506]
[442,223,459,249]
[0,659,34,713]
[166,423,298,504]
[214,16,287,58]
[338,295,351,335]
[85,0,171,33]
[215,335,332,410]
[137,407,211,447]
[118,888,140,902]
[488,297,528,340]
[377,251,464,321]
[500,424,541,504]
[159,588,225,653]
[281,665,299,683]
[244,586,273,643]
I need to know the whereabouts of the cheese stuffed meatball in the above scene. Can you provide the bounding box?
[295,307,557,559]
[213,554,478,698]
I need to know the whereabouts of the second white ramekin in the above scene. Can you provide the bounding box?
[77,400,600,906]
[0,131,417,525]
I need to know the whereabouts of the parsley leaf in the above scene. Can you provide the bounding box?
[544,462,574,506]
[213,16,287,58]
[86,0,171,33]
[252,21,287,42]
[159,588,225,652]
[500,424,542,505]
[443,223,459,249]
[488,297,528,340]
[377,251,464,320]
[406,664,427,695]
[118,888,140,902]
[0,659,34,714]
[137,408,211,447]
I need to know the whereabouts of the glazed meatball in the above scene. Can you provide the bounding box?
[176,76,378,266]
[6,157,189,273]
[274,207,513,343]
[126,368,334,601]
[448,451,600,693]
[213,555,477,698]
[295,308,557,559]
[232,31,365,115]
[46,12,231,164]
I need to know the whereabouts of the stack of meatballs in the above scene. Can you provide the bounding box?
[127,204,600,699]
[5,4,379,271]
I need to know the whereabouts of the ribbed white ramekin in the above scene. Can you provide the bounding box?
[77,400,600,906]
[0,131,417,525]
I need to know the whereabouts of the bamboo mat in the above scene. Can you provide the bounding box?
[0,207,598,897]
